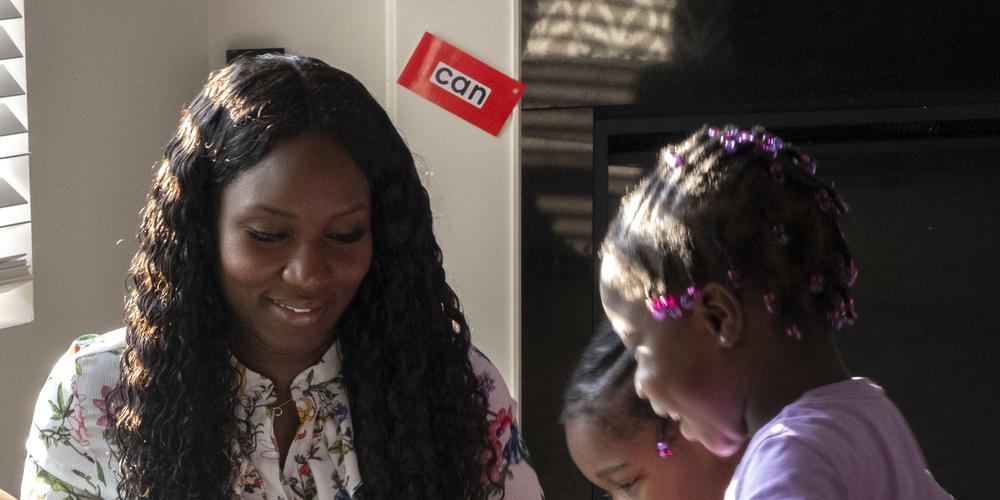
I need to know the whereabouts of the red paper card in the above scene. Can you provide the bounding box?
[397,32,526,136]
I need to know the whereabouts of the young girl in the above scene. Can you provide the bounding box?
[598,125,952,499]
[563,320,739,499]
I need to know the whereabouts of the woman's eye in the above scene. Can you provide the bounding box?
[327,229,365,243]
[248,230,287,243]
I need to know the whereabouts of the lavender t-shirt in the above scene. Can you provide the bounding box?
[725,377,952,500]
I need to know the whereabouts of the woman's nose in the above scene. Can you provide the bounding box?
[282,241,331,291]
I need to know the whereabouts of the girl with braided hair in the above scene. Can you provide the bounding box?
[563,320,739,499]
[599,125,951,499]
[22,54,541,499]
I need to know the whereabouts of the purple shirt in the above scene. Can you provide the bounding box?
[726,377,952,500]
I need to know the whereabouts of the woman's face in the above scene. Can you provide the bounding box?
[566,416,736,500]
[599,256,748,457]
[217,131,373,362]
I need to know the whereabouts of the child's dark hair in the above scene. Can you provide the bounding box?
[562,320,662,435]
[601,124,858,339]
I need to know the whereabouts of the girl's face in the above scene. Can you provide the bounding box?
[599,259,748,457]
[566,416,736,500]
[217,131,373,364]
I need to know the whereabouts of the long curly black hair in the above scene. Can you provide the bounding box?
[112,54,495,499]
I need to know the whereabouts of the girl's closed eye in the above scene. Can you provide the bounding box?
[616,476,639,493]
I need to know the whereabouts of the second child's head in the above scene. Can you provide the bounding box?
[599,125,857,456]
[563,322,739,499]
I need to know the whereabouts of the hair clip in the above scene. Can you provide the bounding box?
[646,287,701,320]
[646,295,681,320]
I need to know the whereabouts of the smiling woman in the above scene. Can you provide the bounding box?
[21,54,542,500]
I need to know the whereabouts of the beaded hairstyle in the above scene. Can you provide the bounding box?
[601,125,858,340]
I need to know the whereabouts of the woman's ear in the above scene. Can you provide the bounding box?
[698,282,743,348]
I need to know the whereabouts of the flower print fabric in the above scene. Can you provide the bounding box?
[22,329,544,499]
[470,347,544,499]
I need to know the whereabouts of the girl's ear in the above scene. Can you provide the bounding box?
[698,282,743,348]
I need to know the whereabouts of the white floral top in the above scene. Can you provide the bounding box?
[22,329,543,499]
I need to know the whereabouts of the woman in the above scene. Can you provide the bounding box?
[23,55,541,499]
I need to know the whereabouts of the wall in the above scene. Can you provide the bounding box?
[1,0,208,493]
[387,0,521,399]
[204,1,386,102]
[3,1,520,494]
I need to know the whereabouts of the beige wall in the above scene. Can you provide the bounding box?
[3,0,209,493]
[388,0,522,402]
[3,1,519,493]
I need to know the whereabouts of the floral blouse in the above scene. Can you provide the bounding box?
[22,329,543,499]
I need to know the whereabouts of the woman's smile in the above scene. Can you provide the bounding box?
[267,297,327,325]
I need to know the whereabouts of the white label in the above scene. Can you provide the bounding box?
[430,61,492,109]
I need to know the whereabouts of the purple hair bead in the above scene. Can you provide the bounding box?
[679,287,701,310]
[664,151,683,168]
[763,292,777,313]
[657,440,672,457]
[646,298,667,321]
[843,260,858,287]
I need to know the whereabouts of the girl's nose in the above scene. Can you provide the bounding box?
[634,372,649,401]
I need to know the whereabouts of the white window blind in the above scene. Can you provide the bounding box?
[0,0,30,329]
